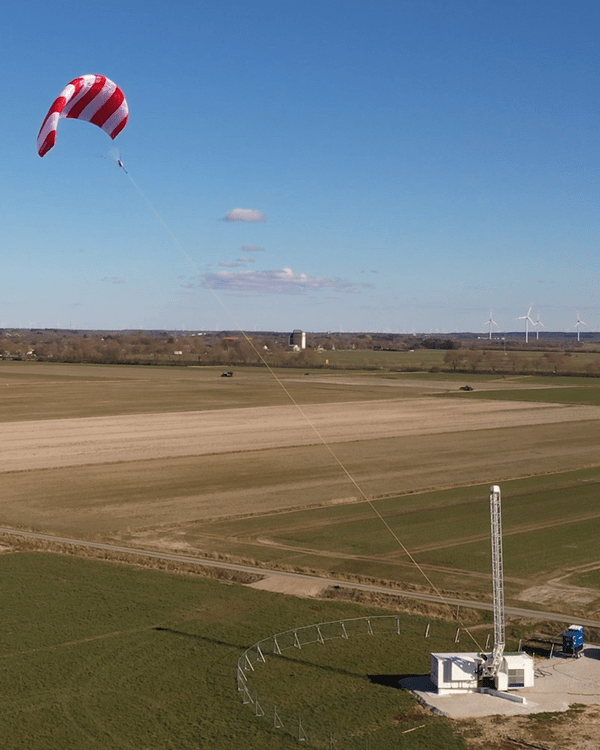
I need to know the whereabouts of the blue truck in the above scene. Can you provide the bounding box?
[562,625,584,657]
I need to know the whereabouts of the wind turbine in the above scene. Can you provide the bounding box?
[574,311,587,343]
[483,310,499,340]
[517,304,534,344]
[533,311,545,341]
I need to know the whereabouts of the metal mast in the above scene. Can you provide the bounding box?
[482,484,505,679]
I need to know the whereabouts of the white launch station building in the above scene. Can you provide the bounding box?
[430,486,534,698]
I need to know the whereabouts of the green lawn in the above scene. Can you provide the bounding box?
[0,551,468,750]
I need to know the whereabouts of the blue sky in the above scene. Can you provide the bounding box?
[2,0,599,332]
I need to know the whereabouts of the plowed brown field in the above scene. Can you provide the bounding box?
[1,398,597,472]
[1,392,600,536]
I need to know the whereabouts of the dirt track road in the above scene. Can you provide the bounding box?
[2,527,600,628]
[1,398,598,472]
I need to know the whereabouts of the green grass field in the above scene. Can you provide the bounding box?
[467,384,600,405]
[0,551,470,750]
[313,347,600,375]
[191,468,600,608]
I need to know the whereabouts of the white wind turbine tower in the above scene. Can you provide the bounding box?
[483,310,499,340]
[574,311,587,343]
[516,304,534,344]
[533,311,545,341]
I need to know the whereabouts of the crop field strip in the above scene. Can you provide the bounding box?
[1,361,600,611]
[3,360,600,423]
[467,385,600,405]
[0,362,430,422]
[178,468,600,607]
[2,415,600,536]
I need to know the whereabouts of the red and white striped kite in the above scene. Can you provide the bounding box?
[37,74,129,157]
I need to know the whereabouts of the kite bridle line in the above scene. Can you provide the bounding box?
[119,159,484,652]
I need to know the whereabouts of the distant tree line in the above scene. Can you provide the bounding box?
[443,348,600,376]
[1,329,599,376]
[0,331,315,367]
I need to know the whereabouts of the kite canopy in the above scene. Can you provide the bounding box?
[37,74,129,157]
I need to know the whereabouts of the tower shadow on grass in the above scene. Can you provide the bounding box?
[369,673,436,691]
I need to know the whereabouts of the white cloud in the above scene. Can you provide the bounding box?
[200,267,357,294]
[236,256,255,263]
[221,208,267,223]
[240,245,265,252]
[218,261,242,267]
[102,276,125,284]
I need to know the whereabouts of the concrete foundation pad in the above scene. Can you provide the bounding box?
[400,646,600,718]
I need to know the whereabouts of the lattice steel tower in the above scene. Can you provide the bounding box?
[481,484,505,680]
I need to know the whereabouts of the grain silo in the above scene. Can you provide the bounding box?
[289,329,306,350]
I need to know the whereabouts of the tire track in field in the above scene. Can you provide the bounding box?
[227,509,600,585]
[0,624,158,660]
[250,535,531,586]
[0,610,208,661]
[388,509,600,554]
